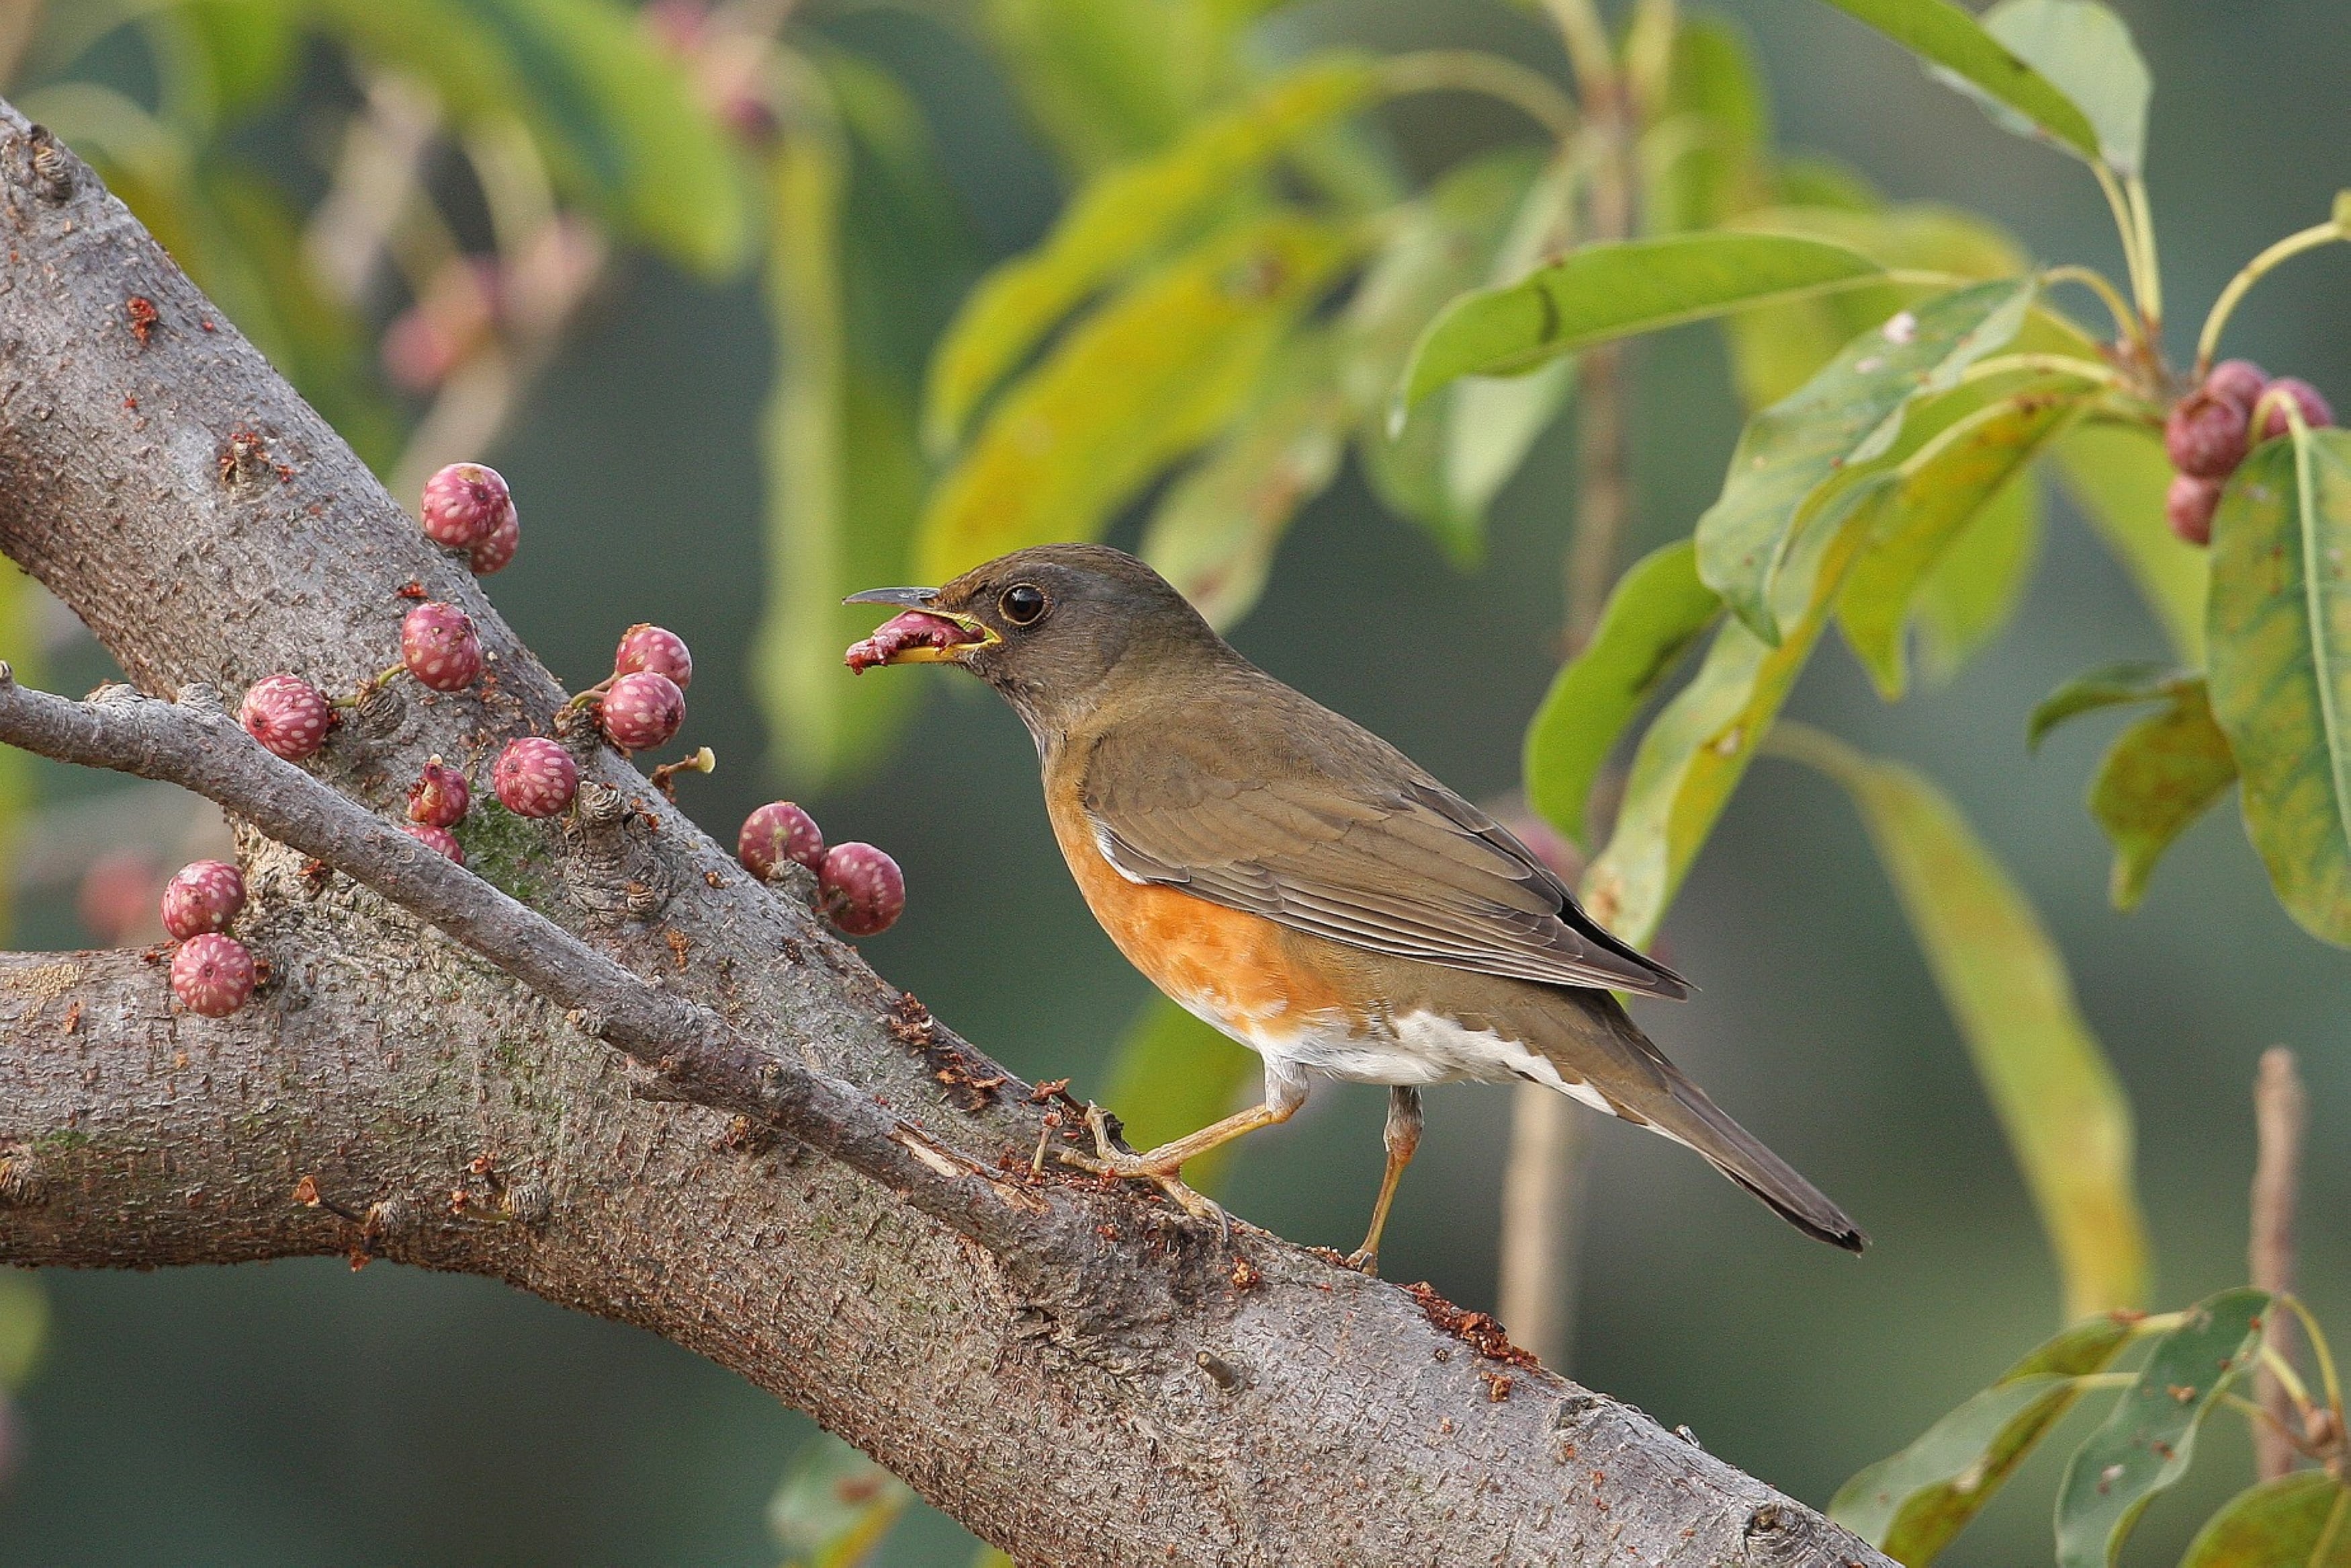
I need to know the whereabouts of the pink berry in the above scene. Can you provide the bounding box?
[171,932,255,1017]
[738,801,824,880]
[2166,472,2223,547]
[161,860,246,941]
[419,462,512,550]
[600,671,684,751]
[2260,377,2336,440]
[615,623,693,689]
[2165,389,2250,479]
[403,822,464,864]
[469,505,519,575]
[407,757,471,827]
[2206,359,2268,411]
[819,843,903,937]
[402,602,483,691]
[494,737,578,818]
[240,674,332,760]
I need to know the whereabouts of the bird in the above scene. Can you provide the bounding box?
[845,543,1863,1269]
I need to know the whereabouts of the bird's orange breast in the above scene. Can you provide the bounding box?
[1045,786,1358,1042]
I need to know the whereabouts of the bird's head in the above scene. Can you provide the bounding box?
[845,543,1228,739]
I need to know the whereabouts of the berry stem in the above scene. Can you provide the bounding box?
[2195,215,2350,379]
[558,675,615,719]
[648,745,716,803]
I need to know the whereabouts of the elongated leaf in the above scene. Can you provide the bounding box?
[1813,0,2102,165]
[926,56,1380,450]
[1648,13,1772,234]
[1981,0,2150,176]
[979,0,1202,174]
[2180,1473,2351,1568]
[2055,1288,2270,1568]
[2090,681,2235,910]
[1141,329,1348,630]
[2028,661,2180,748]
[2053,424,2208,663]
[1769,724,2147,1320]
[1838,381,2090,696]
[1699,277,2037,645]
[1832,1313,2139,1564]
[916,212,1356,583]
[0,1269,46,1392]
[1582,490,1877,943]
[315,0,752,274]
[1101,995,1258,1194]
[769,1434,912,1568]
[2207,429,2351,946]
[1400,232,1886,406]
[1525,540,1720,847]
[1911,471,2041,686]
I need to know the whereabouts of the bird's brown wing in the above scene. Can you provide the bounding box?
[1077,705,1689,1001]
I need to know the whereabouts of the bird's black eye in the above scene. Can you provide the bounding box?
[1000,584,1049,626]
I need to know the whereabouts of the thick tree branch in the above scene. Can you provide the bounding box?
[0,99,1891,1567]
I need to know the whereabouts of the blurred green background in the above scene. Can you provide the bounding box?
[2,0,2348,1563]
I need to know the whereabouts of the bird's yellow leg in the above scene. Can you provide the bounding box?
[1060,1085,1304,1219]
[1346,1086,1423,1276]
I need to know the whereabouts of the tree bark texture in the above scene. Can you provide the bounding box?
[0,101,1892,1568]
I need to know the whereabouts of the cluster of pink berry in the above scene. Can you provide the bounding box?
[161,860,253,1016]
[2164,361,2336,545]
[394,737,582,866]
[579,622,692,753]
[738,801,904,937]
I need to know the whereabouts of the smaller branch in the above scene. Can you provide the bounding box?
[0,672,1044,1256]
[2252,1046,2309,1481]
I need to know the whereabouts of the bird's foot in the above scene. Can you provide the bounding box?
[1058,1103,1223,1226]
[1342,1247,1380,1277]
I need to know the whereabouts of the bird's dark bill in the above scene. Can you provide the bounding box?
[844,609,991,671]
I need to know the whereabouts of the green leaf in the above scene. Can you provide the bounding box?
[768,1434,912,1568]
[916,211,1357,584]
[1981,0,2152,177]
[1647,13,1772,234]
[1351,150,1557,561]
[313,0,752,275]
[1581,489,1877,945]
[2051,424,2209,663]
[1140,328,1349,631]
[2090,680,2236,911]
[1101,995,1258,1195]
[1831,1314,2139,1565]
[1697,277,2037,645]
[1911,470,2041,686]
[1524,540,1720,847]
[924,55,1380,451]
[1399,232,1886,406]
[1838,381,2090,697]
[1812,0,2102,165]
[977,0,1211,174]
[2055,1288,2271,1568]
[0,1235,45,1390]
[1768,724,2148,1320]
[2206,429,2351,946]
[2028,661,2181,748]
[2179,1473,2351,1568]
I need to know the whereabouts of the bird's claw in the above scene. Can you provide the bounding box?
[1058,1103,1225,1228]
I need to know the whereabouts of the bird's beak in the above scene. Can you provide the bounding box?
[842,586,1000,670]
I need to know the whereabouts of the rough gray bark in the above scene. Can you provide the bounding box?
[0,99,1892,1568]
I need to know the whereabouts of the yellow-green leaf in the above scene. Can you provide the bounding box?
[1813,0,2102,165]
[2180,1472,2351,1568]
[2028,661,2181,749]
[1767,723,2147,1320]
[2051,424,2208,663]
[2055,1289,2269,1568]
[1646,13,1772,234]
[916,211,1356,584]
[1831,1313,2139,1565]
[768,1434,912,1568]
[1697,277,2037,646]
[1980,0,2150,177]
[1525,540,1720,847]
[0,1269,46,1392]
[2205,429,2351,946]
[1101,995,1257,1195]
[1400,231,1886,406]
[2089,680,2235,911]
[1838,381,2090,698]
[1910,471,2041,686]
[925,55,1380,451]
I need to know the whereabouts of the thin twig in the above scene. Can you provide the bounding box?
[2252,1046,2308,1481]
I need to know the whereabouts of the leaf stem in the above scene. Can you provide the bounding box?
[2264,1342,2320,1420]
[2194,218,2350,378]
[2040,265,2139,347]
[1949,353,2124,391]
[2125,175,2163,330]
[2092,162,2152,324]
[1538,0,1616,105]
[1381,51,1581,146]
[2278,1293,2346,1420]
